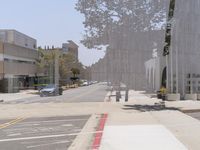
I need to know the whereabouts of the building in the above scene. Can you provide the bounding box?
[145,0,200,100]
[62,40,79,61]
[0,30,38,93]
[0,29,37,49]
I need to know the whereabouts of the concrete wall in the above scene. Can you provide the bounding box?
[159,0,200,96]
[4,61,37,76]
[3,42,38,60]
[0,30,37,50]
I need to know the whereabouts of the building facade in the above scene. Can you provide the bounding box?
[0,30,38,93]
[145,0,200,99]
[62,40,79,61]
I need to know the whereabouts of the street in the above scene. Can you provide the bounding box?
[0,115,90,150]
[0,83,108,150]
[186,112,200,121]
[4,83,107,104]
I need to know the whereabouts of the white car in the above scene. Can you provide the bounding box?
[82,81,89,86]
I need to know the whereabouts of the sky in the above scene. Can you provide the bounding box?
[0,0,105,66]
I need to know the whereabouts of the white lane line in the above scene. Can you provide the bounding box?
[0,131,102,142]
[0,134,75,142]
[17,118,88,124]
[7,133,22,137]
[27,140,71,149]
[61,124,73,127]
[10,123,40,128]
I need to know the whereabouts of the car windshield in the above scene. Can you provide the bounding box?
[45,84,56,88]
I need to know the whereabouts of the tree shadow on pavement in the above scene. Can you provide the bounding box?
[123,104,180,112]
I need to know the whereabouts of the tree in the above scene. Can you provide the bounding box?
[37,48,78,85]
[70,68,80,84]
[59,53,76,80]
[76,0,168,49]
[37,48,56,83]
[71,68,80,78]
[76,0,169,101]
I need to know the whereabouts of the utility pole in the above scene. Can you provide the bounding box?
[54,49,60,85]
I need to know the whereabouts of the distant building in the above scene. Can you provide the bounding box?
[62,40,79,61]
[0,30,38,93]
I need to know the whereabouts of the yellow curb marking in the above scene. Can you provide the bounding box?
[0,118,25,129]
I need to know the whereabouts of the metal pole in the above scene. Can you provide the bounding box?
[166,55,169,91]
[175,21,179,94]
[54,50,59,85]
[170,39,173,93]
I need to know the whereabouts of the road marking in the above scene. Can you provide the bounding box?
[17,118,88,124]
[8,133,22,137]
[61,124,73,127]
[0,131,103,142]
[0,118,25,130]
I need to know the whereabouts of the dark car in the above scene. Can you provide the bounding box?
[39,84,63,97]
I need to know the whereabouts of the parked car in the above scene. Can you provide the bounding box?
[88,81,93,85]
[81,81,89,86]
[39,84,63,97]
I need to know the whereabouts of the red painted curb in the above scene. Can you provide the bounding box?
[92,113,108,150]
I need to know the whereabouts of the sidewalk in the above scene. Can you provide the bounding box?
[0,90,38,102]
[97,90,200,150]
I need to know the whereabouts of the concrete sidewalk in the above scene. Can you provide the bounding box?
[0,90,38,102]
[105,90,200,112]
[98,90,200,150]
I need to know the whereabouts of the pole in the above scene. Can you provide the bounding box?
[175,21,179,94]
[170,38,173,93]
[166,55,169,91]
[54,50,59,85]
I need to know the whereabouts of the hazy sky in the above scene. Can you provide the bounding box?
[0,0,105,66]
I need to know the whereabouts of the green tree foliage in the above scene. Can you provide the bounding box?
[71,68,80,77]
[59,53,76,80]
[37,48,78,82]
[76,0,168,49]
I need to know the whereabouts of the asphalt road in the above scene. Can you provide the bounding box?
[5,83,108,104]
[0,115,90,150]
[186,112,200,121]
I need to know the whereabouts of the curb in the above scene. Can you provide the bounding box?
[181,109,200,113]
[68,114,100,150]
[92,113,108,150]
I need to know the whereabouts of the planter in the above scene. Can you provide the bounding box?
[185,94,197,100]
[167,94,180,101]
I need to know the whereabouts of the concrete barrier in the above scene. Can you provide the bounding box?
[185,94,197,100]
[167,94,180,101]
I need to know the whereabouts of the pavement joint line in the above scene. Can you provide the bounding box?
[0,118,25,130]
